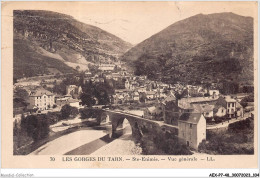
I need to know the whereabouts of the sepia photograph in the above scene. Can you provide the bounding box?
[1,1,258,170]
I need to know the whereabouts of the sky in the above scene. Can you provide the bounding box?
[5,1,257,44]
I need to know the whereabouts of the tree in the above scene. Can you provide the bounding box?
[81,80,94,94]
[221,81,239,94]
[26,115,39,140]
[204,93,210,97]
[242,86,254,93]
[61,104,71,119]
[139,93,146,103]
[13,78,18,84]
[70,106,79,116]
[240,94,254,108]
[78,72,85,87]
[53,81,67,95]
[55,72,61,79]
[80,93,96,107]
[53,80,57,85]
[20,114,27,131]
[61,104,79,119]
[181,89,189,98]
[175,92,182,100]
[240,102,248,108]
[88,63,100,75]
[93,83,111,105]
[96,89,110,105]
[13,120,19,136]
[14,88,29,100]
[24,115,49,142]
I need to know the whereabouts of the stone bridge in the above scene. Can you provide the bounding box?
[85,108,179,140]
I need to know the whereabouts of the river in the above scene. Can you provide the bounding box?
[30,120,142,155]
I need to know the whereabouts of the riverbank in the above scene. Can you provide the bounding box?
[30,129,107,155]
[91,126,142,155]
[14,119,100,155]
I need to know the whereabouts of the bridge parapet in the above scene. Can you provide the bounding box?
[103,109,179,139]
[80,108,179,140]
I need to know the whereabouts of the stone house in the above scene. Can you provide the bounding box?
[133,92,140,102]
[146,91,156,100]
[192,104,215,118]
[68,98,80,108]
[66,85,82,99]
[215,96,243,118]
[213,105,227,117]
[178,112,206,150]
[209,89,220,97]
[144,105,163,121]
[161,93,180,125]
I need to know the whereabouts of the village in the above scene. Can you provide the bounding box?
[13,60,254,154]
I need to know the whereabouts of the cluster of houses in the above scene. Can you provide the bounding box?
[98,61,126,71]
[13,63,132,115]
[142,90,246,149]
[145,91,244,123]
[111,77,170,104]
[78,65,129,84]
[13,62,251,151]
[26,85,82,112]
[98,63,116,72]
[110,75,223,106]
[55,85,82,108]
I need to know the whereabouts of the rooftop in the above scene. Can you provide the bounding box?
[193,104,215,113]
[147,106,156,113]
[68,98,79,103]
[179,112,203,124]
[179,96,218,104]
[163,93,176,103]
[30,88,53,97]
[146,91,156,95]
[224,96,236,103]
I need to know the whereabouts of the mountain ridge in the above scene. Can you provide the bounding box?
[13,10,132,79]
[120,12,254,86]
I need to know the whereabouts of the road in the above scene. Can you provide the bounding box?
[207,112,253,130]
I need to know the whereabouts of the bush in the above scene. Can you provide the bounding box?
[80,93,96,107]
[140,131,192,155]
[46,112,62,124]
[240,94,254,108]
[61,104,79,119]
[71,107,79,116]
[208,115,229,124]
[228,117,253,132]
[199,119,254,155]
[23,115,50,142]
[80,108,94,119]
[79,108,103,120]
[13,120,19,136]
[204,93,210,97]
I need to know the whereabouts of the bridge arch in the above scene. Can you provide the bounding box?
[111,117,143,140]
[81,109,178,142]
[99,112,110,124]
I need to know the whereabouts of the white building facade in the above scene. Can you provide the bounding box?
[29,89,55,110]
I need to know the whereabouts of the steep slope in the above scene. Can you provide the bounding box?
[121,13,254,85]
[13,10,132,78]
